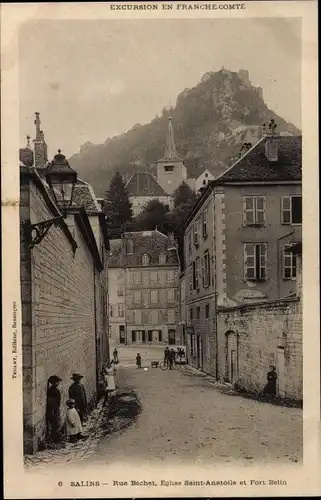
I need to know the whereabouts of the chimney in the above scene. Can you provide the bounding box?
[264,119,279,162]
[33,112,48,169]
[239,142,252,158]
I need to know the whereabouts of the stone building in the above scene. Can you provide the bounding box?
[107,230,180,345]
[20,116,109,454]
[183,124,302,379]
[195,169,215,193]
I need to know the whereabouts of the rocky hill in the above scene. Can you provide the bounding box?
[68,68,300,197]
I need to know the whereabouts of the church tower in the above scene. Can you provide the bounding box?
[156,114,187,194]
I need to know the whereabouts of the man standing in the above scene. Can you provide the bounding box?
[46,375,62,444]
[113,348,119,364]
[169,349,176,370]
[69,373,88,424]
[164,346,170,367]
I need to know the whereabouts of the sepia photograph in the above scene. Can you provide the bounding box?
[1,1,319,498]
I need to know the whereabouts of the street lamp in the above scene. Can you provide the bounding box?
[23,150,77,249]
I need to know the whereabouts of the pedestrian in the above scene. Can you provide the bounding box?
[102,361,116,406]
[113,348,119,364]
[164,346,170,367]
[46,375,62,444]
[263,366,277,397]
[69,373,88,424]
[65,399,84,443]
[169,349,176,370]
[136,353,142,368]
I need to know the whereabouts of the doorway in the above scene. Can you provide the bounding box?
[142,330,146,343]
[132,330,136,343]
[119,325,125,344]
[277,346,285,397]
[148,330,153,342]
[226,331,238,384]
[168,329,176,345]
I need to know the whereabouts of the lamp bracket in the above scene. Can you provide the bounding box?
[23,216,64,249]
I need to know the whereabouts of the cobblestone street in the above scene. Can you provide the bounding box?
[26,346,302,470]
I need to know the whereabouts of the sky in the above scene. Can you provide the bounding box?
[19,18,301,158]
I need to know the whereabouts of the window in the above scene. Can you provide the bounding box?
[168,309,175,324]
[167,270,175,284]
[151,271,158,284]
[204,251,211,287]
[167,289,175,303]
[203,179,206,185]
[151,310,158,324]
[244,243,267,281]
[126,240,134,254]
[188,265,193,292]
[283,245,297,279]
[118,303,124,317]
[205,304,210,319]
[190,308,193,321]
[188,232,192,255]
[196,306,200,319]
[159,253,166,265]
[133,272,141,285]
[193,221,199,247]
[142,253,150,265]
[134,291,142,304]
[243,196,266,226]
[119,325,125,344]
[281,196,302,224]
[117,287,124,296]
[150,290,158,304]
[164,165,174,172]
[202,210,208,238]
[205,173,208,178]
[192,258,200,290]
[134,310,142,325]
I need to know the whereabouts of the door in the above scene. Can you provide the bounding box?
[158,330,162,342]
[148,330,153,342]
[119,325,125,344]
[132,330,136,343]
[142,330,146,343]
[226,332,238,383]
[277,347,285,396]
[168,329,176,345]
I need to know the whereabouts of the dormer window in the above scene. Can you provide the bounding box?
[142,253,150,265]
[159,253,166,265]
[164,165,174,172]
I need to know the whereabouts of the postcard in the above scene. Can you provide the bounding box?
[1,1,320,498]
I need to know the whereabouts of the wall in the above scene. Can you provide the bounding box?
[217,298,302,401]
[21,175,107,453]
[130,195,173,217]
[156,159,187,195]
[195,170,215,192]
[223,184,302,304]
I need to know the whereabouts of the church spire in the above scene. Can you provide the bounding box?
[164,112,177,160]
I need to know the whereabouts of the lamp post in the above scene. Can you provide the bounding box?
[23,150,77,249]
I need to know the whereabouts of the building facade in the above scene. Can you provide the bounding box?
[107,230,180,345]
[195,169,215,193]
[183,125,302,379]
[126,170,173,217]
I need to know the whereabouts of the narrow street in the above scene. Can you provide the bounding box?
[80,345,302,468]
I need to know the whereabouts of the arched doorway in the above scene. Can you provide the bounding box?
[225,331,239,384]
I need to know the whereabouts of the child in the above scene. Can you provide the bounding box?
[66,398,83,443]
[136,353,142,369]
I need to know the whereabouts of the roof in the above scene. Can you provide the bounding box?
[73,179,102,214]
[126,171,168,197]
[216,135,302,183]
[107,230,179,268]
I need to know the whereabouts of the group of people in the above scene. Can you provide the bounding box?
[46,373,88,445]
[164,347,177,369]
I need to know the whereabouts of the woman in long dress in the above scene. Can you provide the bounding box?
[102,361,116,405]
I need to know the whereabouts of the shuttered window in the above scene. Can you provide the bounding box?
[281,196,302,224]
[244,243,267,281]
[243,196,266,225]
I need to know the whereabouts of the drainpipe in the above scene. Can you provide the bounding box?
[277,230,295,299]
[211,189,219,381]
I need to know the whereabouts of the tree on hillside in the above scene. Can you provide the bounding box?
[133,199,170,234]
[173,181,197,208]
[103,172,133,237]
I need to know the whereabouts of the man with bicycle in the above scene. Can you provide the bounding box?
[169,348,176,370]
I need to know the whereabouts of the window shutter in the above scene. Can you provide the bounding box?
[201,257,205,287]
[260,243,267,279]
[281,197,291,224]
[244,243,255,280]
[243,197,254,225]
[256,197,266,225]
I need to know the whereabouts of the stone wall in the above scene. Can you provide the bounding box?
[217,298,302,402]
[21,172,107,453]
